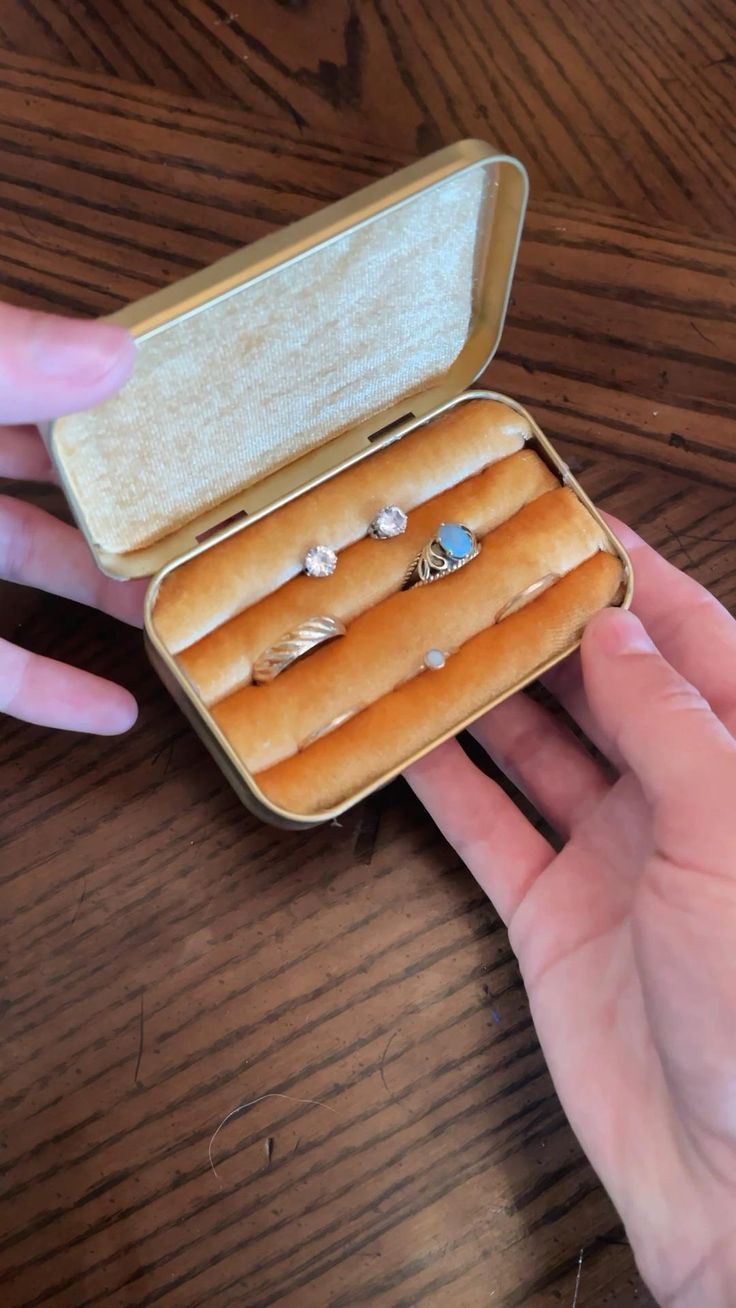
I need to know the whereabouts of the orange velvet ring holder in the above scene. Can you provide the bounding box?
[212,485,610,773]
[179,446,558,704]
[257,552,622,814]
[155,398,531,652]
[151,398,625,816]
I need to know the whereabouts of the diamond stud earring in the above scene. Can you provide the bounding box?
[368,505,408,539]
[303,545,338,578]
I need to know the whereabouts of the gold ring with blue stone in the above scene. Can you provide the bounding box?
[402,522,480,589]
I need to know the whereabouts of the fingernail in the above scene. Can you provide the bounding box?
[28,316,133,384]
[595,609,656,656]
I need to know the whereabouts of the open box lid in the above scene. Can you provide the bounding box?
[47,140,528,579]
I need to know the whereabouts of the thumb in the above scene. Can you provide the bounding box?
[0,302,135,425]
[582,608,736,863]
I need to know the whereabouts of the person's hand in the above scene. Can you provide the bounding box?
[407,520,736,1307]
[0,302,145,733]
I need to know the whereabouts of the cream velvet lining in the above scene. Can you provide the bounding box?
[53,167,491,554]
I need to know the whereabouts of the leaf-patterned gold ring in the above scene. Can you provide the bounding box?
[252,616,346,684]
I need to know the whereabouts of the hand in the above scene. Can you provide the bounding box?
[0,302,145,733]
[407,520,736,1307]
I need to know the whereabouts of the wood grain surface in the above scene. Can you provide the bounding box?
[0,4,734,1306]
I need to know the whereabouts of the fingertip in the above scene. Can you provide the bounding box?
[29,315,135,387]
[98,322,137,388]
[98,686,139,735]
[0,637,141,736]
[0,305,136,424]
[97,323,136,394]
[75,675,139,735]
[583,607,655,659]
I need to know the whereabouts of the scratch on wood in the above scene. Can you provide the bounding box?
[353,794,382,864]
[482,981,502,1024]
[70,878,87,927]
[265,1136,273,1167]
[678,530,736,545]
[690,319,716,347]
[151,738,175,773]
[666,522,697,571]
[571,1247,584,1307]
[133,994,145,1085]
[16,212,37,243]
[379,1031,398,1097]
[702,52,735,68]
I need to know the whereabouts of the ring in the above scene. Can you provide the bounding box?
[368,505,408,539]
[301,705,364,747]
[494,573,559,623]
[403,522,480,589]
[252,615,345,684]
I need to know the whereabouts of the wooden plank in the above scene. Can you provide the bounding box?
[0,0,733,232]
[0,57,732,494]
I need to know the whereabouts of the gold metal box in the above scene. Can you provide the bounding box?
[47,140,632,828]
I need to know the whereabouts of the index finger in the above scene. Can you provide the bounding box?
[0,636,137,733]
[0,301,134,426]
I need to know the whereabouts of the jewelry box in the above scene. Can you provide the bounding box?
[46,140,632,828]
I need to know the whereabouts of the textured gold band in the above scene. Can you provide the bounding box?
[252,615,346,685]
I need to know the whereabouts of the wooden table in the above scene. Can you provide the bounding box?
[1,5,734,1305]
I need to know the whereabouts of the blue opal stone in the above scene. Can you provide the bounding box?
[437,522,473,560]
